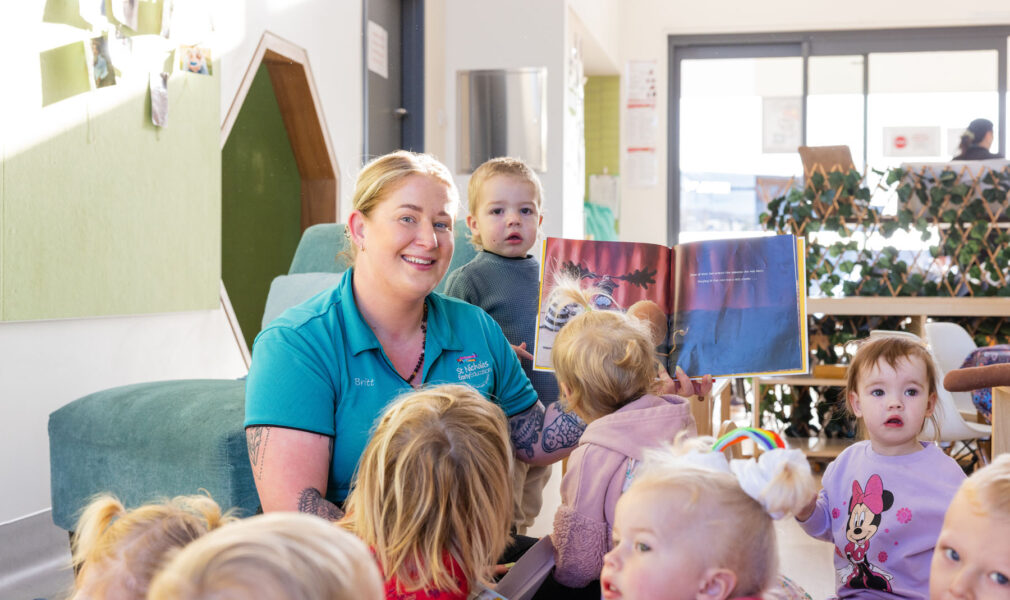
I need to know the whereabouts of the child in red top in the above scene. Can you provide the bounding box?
[342,384,515,599]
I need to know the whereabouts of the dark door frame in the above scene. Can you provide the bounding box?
[362,0,425,160]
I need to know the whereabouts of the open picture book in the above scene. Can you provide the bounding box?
[532,234,808,379]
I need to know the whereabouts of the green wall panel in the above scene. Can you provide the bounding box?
[222,64,302,348]
[1,71,220,321]
[584,76,621,190]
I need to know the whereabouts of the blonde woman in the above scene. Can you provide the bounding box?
[245,151,587,522]
[341,384,514,600]
[147,512,383,600]
[68,493,233,600]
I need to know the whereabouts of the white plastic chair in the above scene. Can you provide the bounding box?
[924,322,980,418]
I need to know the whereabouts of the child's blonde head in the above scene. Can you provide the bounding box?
[629,437,817,597]
[343,384,514,594]
[466,157,543,250]
[845,333,941,437]
[70,493,234,599]
[147,512,383,600]
[960,452,1010,518]
[548,279,656,422]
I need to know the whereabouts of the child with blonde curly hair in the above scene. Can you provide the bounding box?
[539,280,708,598]
[147,512,383,600]
[797,333,966,599]
[601,434,817,600]
[68,493,234,600]
[341,383,515,600]
[930,453,1010,600]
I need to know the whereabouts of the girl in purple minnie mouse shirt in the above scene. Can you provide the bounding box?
[796,334,965,600]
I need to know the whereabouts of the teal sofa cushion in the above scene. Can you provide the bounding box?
[48,379,257,530]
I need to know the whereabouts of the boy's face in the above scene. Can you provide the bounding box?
[931,486,1010,600]
[466,175,542,258]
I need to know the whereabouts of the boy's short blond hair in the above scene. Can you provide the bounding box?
[70,493,234,599]
[845,334,942,439]
[147,512,383,600]
[466,157,544,249]
[342,384,514,595]
[552,309,656,423]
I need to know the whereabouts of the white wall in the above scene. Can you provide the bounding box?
[437,0,572,237]
[615,0,1010,245]
[0,0,365,525]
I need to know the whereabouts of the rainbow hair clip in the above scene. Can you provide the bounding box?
[712,427,785,453]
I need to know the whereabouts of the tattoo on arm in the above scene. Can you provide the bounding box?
[542,409,585,453]
[246,427,271,479]
[508,404,543,459]
[297,488,344,521]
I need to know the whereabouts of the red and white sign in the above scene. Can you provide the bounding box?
[883,127,940,157]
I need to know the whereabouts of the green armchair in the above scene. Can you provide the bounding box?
[48,222,476,529]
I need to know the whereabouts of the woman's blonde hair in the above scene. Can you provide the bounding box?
[147,512,383,600]
[960,453,1010,519]
[548,277,656,422]
[345,150,459,263]
[630,436,817,598]
[69,493,234,599]
[466,156,544,250]
[845,333,942,439]
[342,384,514,595]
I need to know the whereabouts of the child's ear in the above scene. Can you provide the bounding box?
[466,213,480,235]
[925,392,937,417]
[694,568,736,600]
[848,391,863,418]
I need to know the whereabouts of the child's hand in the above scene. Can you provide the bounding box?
[511,342,534,362]
[795,491,819,522]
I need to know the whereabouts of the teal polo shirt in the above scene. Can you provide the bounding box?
[245,268,538,503]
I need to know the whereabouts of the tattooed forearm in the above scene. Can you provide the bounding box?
[508,404,544,459]
[297,487,344,521]
[542,408,585,453]
[246,427,271,479]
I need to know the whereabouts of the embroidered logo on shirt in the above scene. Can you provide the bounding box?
[455,352,491,382]
[457,354,477,363]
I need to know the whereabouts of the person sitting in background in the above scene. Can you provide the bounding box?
[147,512,384,600]
[341,384,514,600]
[953,118,1002,160]
[69,493,234,600]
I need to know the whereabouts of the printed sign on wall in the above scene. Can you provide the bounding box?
[883,126,940,157]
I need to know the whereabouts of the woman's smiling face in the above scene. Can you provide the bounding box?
[351,174,456,301]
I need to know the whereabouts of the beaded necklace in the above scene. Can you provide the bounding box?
[404,302,428,385]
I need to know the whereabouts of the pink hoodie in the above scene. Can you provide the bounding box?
[549,394,697,587]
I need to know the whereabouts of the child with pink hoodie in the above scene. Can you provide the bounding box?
[538,282,700,598]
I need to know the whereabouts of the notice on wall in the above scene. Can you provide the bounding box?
[625,60,658,188]
[883,126,941,157]
[762,97,802,154]
[367,20,388,79]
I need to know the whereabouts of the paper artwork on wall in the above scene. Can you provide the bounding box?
[179,45,211,75]
[762,96,802,154]
[90,35,117,88]
[151,72,169,126]
[111,0,140,31]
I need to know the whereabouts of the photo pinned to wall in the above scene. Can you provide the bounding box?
[179,44,211,75]
[90,34,117,88]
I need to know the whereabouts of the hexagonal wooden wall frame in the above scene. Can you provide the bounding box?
[220,31,340,367]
